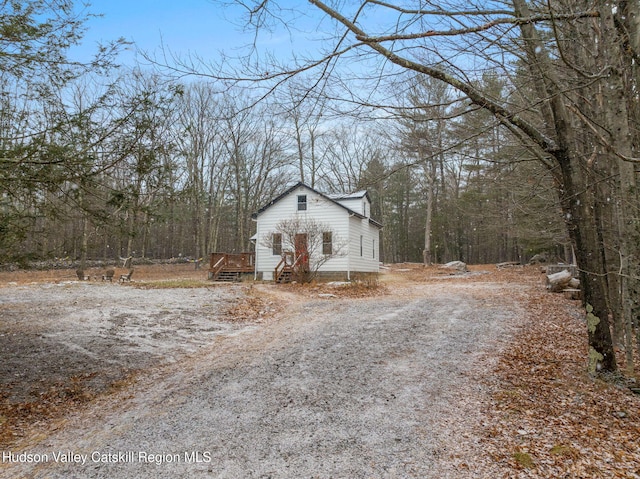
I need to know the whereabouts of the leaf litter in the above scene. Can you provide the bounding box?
[0,263,638,477]
[477,272,640,479]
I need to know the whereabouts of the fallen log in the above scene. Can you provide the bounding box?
[546,269,573,292]
[496,261,521,269]
[546,264,578,276]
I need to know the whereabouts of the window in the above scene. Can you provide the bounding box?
[297,195,307,211]
[372,239,376,259]
[272,233,282,256]
[360,235,363,256]
[322,232,332,255]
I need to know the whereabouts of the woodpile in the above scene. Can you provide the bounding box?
[546,267,581,300]
[545,263,578,276]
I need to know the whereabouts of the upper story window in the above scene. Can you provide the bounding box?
[297,195,307,211]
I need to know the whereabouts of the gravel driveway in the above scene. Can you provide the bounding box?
[1,279,524,478]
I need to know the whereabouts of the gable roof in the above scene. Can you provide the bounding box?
[252,182,382,228]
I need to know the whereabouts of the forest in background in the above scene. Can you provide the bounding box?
[4,73,568,267]
[1,1,639,373]
[0,6,567,268]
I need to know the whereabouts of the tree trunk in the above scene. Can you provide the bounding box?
[423,160,434,266]
[126,210,135,258]
[512,0,617,373]
[557,152,617,373]
[80,212,89,273]
[602,0,639,373]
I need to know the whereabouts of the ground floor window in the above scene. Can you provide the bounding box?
[272,233,282,255]
[322,232,332,255]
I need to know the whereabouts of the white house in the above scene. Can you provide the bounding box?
[251,182,382,281]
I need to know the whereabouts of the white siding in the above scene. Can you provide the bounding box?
[255,184,380,278]
[335,196,371,217]
[347,216,380,273]
[255,185,351,276]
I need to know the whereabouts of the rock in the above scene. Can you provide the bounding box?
[440,261,468,272]
[529,253,548,264]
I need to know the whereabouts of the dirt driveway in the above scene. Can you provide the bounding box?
[0,267,529,478]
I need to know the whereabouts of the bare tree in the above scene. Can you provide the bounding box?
[210,95,296,251]
[275,81,328,188]
[201,0,640,373]
[261,217,347,282]
[319,124,385,194]
[174,82,232,259]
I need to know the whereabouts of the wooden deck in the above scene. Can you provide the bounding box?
[208,251,309,283]
[208,252,255,281]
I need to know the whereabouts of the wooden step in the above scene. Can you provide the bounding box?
[215,271,240,282]
[277,271,292,283]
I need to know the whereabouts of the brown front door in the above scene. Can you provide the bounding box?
[294,233,309,270]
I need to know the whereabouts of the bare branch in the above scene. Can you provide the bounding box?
[355,11,599,43]
[365,1,514,17]
[308,0,558,154]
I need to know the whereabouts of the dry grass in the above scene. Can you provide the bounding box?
[134,278,213,289]
[0,263,208,286]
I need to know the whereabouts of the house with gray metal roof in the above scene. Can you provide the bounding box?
[251,182,382,282]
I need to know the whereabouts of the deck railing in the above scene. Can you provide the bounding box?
[274,252,294,283]
[210,256,227,279]
[274,251,309,282]
[209,252,255,279]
